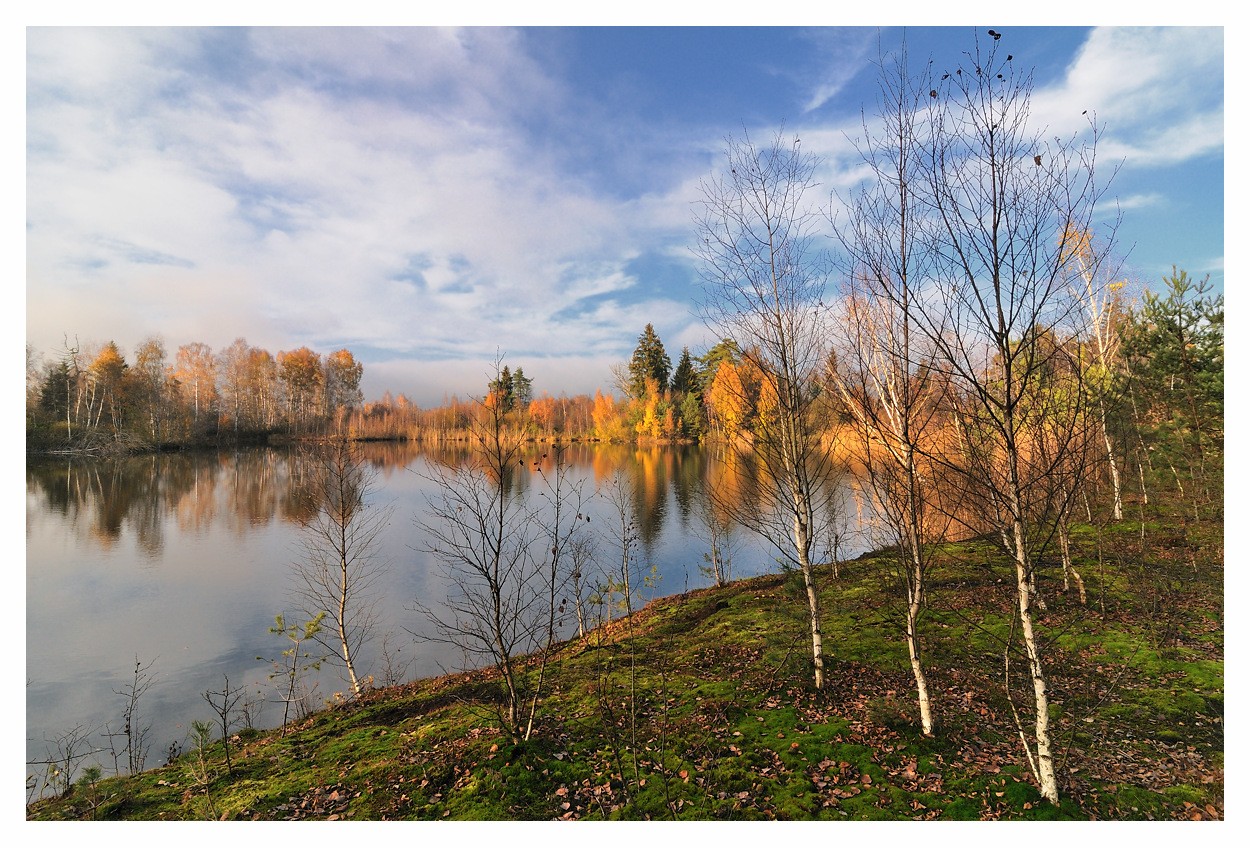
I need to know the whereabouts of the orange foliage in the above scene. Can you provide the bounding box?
[706,360,749,439]
[592,389,623,440]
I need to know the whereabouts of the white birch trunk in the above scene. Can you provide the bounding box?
[1012,517,1059,805]
[906,578,933,735]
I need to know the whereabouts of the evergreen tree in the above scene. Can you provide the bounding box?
[671,346,698,395]
[489,366,516,411]
[512,367,534,408]
[627,324,671,400]
[1121,267,1223,501]
[39,359,72,423]
[698,338,740,392]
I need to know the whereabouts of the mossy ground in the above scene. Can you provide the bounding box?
[29,512,1222,821]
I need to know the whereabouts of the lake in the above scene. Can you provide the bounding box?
[26,441,869,792]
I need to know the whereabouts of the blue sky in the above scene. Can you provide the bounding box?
[24,25,1224,406]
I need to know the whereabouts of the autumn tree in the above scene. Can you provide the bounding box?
[246,347,280,430]
[175,342,218,430]
[1061,227,1130,520]
[278,347,324,432]
[89,342,129,434]
[529,392,559,436]
[217,338,251,433]
[694,129,838,690]
[704,359,751,441]
[324,348,364,421]
[132,337,173,444]
[592,389,625,441]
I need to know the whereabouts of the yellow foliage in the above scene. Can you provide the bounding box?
[706,360,749,439]
[592,389,622,440]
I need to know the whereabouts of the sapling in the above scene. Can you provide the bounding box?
[110,655,156,775]
[260,612,325,734]
[202,675,243,774]
[186,719,218,819]
[291,438,390,699]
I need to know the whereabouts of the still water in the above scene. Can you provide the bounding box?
[26,442,865,784]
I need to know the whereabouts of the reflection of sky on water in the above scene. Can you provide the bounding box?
[26,443,866,790]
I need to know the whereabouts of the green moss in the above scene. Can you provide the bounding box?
[28,508,1222,821]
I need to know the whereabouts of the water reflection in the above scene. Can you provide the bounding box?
[26,442,862,792]
[26,443,757,561]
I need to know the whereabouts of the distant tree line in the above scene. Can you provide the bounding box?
[27,337,364,451]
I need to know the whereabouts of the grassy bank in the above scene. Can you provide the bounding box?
[28,515,1222,821]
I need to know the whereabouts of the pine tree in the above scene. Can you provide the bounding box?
[1121,267,1223,503]
[489,366,515,411]
[697,338,740,393]
[512,367,534,408]
[671,346,698,395]
[627,324,671,400]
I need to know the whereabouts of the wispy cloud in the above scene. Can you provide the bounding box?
[26,27,696,393]
[1029,27,1223,168]
[796,27,877,114]
[25,26,1223,403]
[1111,193,1165,211]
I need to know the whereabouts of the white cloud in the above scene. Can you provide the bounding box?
[796,27,877,114]
[25,27,679,373]
[26,25,1221,397]
[1029,27,1223,167]
[1109,193,1164,211]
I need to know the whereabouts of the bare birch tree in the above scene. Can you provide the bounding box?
[910,31,1116,804]
[694,129,838,689]
[523,443,588,740]
[413,366,580,742]
[1063,228,1129,520]
[291,438,391,698]
[831,41,951,736]
[693,483,740,587]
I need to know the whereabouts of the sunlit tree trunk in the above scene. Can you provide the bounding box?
[909,32,1114,805]
[694,130,838,691]
[831,42,943,732]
